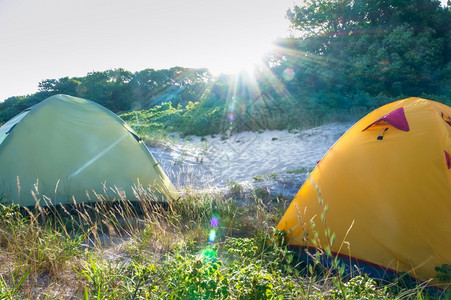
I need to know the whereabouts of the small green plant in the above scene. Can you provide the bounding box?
[266,173,277,180]
[253,188,270,200]
[286,167,315,174]
[253,175,264,182]
[224,237,258,260]
[0,202,21,220]
[174,150,188,166]
[435,264,451,281]
[253,173,278,182]
[0,269,30,299]
[333,275,389,299]
[74,258,126,299]
[226,179,242,194]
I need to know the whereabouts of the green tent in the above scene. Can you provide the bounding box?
[0,94,179,206]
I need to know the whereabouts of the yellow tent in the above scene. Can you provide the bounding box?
[278,97,451,285]
[0,94,179,206]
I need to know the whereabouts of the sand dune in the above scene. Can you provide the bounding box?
[149,122,352,197]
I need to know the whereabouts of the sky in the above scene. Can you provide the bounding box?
[0,0,297,101]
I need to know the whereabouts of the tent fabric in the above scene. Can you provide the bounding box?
[277,97,451,285]
[0,94,179,206]
[0,110,30,145]
[362,107,410,132]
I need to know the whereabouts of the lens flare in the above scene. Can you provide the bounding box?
[210,216,219,228]
[228,98,236,121]
[201,246,217,261]
[209,230,216,243]
[282,68,295,81]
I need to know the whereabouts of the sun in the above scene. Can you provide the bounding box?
[207,56,263,77]
[208,55,263,76]
[205,41,272,76]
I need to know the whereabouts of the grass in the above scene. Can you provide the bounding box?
[286,167,315,174]
[253,173,278,182]
[0,188,449,299]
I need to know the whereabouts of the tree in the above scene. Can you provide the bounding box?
[76,69,133,112]
[38,77,81,95]
[280,0,451,98]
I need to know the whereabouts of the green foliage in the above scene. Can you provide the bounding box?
[0,203,85,279]
[435,264,451,281]
[74,258,126,299]
[0,187,444,298]
[0,91,52,123]
[151,250,229,299]
[253,175,264,182]
[332,275,389,299]
[224,237,259,260]
[253,173,278,182]
[282,0,451,98]
[286,167,314,174]
[225,179,243,194]
[131,231,300,300]
[0,202,21,220]
[0,67,215,125]
[0,269,30,300]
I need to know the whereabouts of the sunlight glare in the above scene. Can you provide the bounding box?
[208,58,260,76]
[209,230,216,243]
[210,215,219,228]
[200,246,217,261]
[206,42,270,76]
[282,68,296,81]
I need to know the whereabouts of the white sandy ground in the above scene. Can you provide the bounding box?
[148,122,353,198]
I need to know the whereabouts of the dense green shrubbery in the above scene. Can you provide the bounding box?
[119,90,391,137]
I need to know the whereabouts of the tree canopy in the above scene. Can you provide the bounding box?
[275,0,451,98]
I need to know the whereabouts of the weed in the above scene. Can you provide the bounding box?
[266,173,277,180]
[253,173,278,182]
[0,269,30,299]
[253,175,264,182]
[74,258,126,299]
[287,167,315,175]
[435,264,451,281]
[333,275,389,299]
[225,179,242,195]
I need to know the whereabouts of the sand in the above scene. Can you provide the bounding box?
[148,122,353,198]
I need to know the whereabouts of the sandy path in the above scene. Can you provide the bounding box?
[149,122,352,197]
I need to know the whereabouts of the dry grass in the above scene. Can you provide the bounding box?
[0,183,447,299]
[0,182,290,298]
